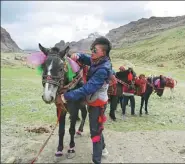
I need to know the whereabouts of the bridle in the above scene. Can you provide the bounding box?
[42,54,83,95]
[147,77,165,91]
[42,54,65,93]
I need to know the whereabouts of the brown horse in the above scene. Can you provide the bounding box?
[38,44,87,158]
[163,76,178,98]
[108,68,144,120]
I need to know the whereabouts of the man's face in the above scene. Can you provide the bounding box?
[91,44,105,60]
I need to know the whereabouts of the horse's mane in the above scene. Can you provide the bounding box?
[116,70,129,81]
[51,47,60,53]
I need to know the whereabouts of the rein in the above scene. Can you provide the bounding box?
[42,55,83,95]
[30,102,67,164]
[115,78,130,87]
[31,57,82,163]
[146,77,165,91]
[59,69,83,94]
[116,76,165,95]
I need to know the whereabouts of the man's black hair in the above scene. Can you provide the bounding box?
[90,36,112,56]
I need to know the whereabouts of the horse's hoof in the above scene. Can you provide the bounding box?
[109,116,116,122]
[139,114,142,117]
[75,131,82,138]
[145,112,149,115]
[55,151,63,157]
[66,148,76,159]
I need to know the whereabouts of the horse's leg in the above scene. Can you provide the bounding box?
[55,110,66,157]
[67,101,78,155]
[77,108,81,121]
[109,95,118,121]
[76,104,87,136]
[69,111,80,121]
[139,96,145,116]
[130,96,136,115]
[145,94,150,115]
[119,95,123,109]
[170,88,174,99]
[122,95,129,120]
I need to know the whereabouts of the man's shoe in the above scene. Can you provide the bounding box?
[102,148,109,156]
[122,115,126,120]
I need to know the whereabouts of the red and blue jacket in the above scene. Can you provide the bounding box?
[64,53,112,106]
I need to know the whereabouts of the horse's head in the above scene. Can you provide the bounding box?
[38,43,70,104]
[116,67,136,83]
[165,77,176,88]
[154,75,166,97]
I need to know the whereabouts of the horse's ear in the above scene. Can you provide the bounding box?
[59,46,70,59]
[38,43,49,55]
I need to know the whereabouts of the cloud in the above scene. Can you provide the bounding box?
[145,1,185,17]
[1,1,185,50]
[101,1,152,24]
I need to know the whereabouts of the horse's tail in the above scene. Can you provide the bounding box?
[175,79,178,86]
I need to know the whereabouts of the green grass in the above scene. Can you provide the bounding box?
[1,67,57,126]
[1,66,185,132]
[105,93,185,131]
[1,26,185,132]
[111,26,185,67]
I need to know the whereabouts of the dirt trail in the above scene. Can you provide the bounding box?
[1,124,185,163]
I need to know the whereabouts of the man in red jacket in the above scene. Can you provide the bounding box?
[122,68,136,119]
[61,37,112,164]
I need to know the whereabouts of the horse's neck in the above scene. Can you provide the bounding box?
[116,71,128,82]
[63,73,70,85]
[148,76,159,85]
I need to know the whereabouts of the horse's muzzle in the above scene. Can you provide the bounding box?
[42,95,54,104]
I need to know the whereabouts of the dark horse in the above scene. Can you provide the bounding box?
[139,75,166,116]
[108,68,137,121]
[108,70,166,119]
[38,44,87,157]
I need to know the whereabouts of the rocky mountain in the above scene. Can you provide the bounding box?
[55,32,101,53]
[55,15,185,51]
[1,27,22,52]
[106,15,185,48]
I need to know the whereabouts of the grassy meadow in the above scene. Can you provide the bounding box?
[1,26,185,134]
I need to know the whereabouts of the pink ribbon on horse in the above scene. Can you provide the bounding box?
[154,79,160,88]
[66,56,80,73]
[26,52,47,66]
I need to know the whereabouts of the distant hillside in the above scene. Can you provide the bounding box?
[110,26,185,68]
[1,27,22,52]
[54,32,101,53]
[54,15,185,52]
[106,15,185,48]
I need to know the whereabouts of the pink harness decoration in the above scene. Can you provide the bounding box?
[26,52,47,66]
[154,79,160,88]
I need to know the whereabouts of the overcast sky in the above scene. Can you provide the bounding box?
[1,1,185,50]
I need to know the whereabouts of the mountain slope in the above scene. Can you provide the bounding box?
[54,15,185,54]
[1,27,22,52]
[110,25,185,68]
[54,32,101,53]
[106,15,185,48]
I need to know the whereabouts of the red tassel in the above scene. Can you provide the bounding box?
[98,116,102,123]
[128,72,133,81]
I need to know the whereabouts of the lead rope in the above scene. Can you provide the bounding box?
[30,102,67,164]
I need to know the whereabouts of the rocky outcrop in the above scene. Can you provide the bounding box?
[1,27,22,52]
[54,32,101,53]
[106,15,185,48]
[55,15,185,50]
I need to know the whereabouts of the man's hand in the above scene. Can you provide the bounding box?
[61,94,67,103]
[71,53,79,61]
